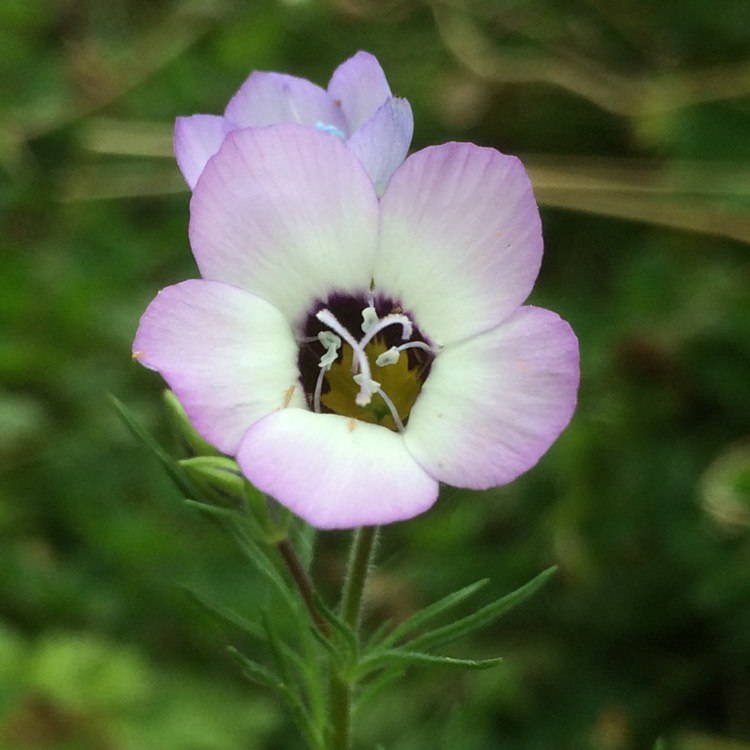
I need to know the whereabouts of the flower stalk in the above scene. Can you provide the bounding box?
[328,525,379,750]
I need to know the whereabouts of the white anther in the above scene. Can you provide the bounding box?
[317,331,341,369]
[376,347,401,367]
[318,331,341,348]
[361,306,379,334]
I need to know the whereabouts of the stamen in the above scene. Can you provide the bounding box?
[375,387,406,433]
[318,331,341,368]
[313,366,327,413]
[397,340,435,355]
[312,302,432,425]
[361,306,379,334]
[375,346,400,367]
[316,309,376,406]
[359,313,413,350]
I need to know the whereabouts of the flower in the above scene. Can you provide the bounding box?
[174,51,413,194]
[133,124,580,529]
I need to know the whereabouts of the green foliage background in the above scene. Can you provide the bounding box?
[2,0,749,748]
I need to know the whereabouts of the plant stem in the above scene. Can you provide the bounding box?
[329,525,379,750]
[277,538,331,638]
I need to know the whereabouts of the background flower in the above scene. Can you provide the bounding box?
[175,50,413,194]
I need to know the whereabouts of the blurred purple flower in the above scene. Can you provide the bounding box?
[134,125,579,529]
[175,51,413,194]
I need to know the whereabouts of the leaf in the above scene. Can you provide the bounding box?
[375,578,490,650]
[312,592,358,659]
[227,647,283,690]
[403,567,556,653]
[110,394,200,500]
[357,649,503,676]
[184,587,267,641]
[183,498,243,521]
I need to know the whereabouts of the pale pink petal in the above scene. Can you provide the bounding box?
[237,410,439,529]
[174,115,234,189]
[189,124,379,326]
[375,143,543,346]
[404,306,579,488]
[327,51,392,133]
[133,279,305,455]
[346,97,414,194]
[225,72,347,133]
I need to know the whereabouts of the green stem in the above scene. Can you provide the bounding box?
[341,526,379,630]
[328,525,379,750]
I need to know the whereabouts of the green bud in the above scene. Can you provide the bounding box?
[163,390,221,457]
[179,456,246,508]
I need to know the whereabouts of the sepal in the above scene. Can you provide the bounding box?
[179,455,246,508]
[163,389,221,456]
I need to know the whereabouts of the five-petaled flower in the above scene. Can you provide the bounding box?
[134,122,579,529]
[175,51,413,195]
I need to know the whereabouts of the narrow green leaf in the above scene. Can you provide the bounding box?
[228,644,320,749]
[110,394,200,499]
[260,612,310,689]
[358,648,503,675]
[224,522,302,614]
[309,619,338,657]
[404,567,556,653]
[183,498,243,521]
[365,619,393,651]
[312,592,358,658]
[227,646,282,690]
[185,587,266,641]
[376,578,490,650]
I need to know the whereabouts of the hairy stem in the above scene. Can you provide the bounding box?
[329,526,379,750]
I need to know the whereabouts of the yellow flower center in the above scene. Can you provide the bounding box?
[321,338,423,432]
[296,297,436,434]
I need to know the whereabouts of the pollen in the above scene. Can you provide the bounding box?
[132,351,144,361]
[283,384,296,408]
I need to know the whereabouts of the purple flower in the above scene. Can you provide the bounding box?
[134,125,579,529]
[175,51,413,194]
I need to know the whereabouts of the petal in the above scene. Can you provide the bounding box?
[404,306,580,488]
[375,143,543,346]
[237,410,439,529]
[174,115,234,189]
[224,71,347,133]
[346,97,414,194]
[189,124,380,326]
[133,279,305,455]
[327,51,393,133]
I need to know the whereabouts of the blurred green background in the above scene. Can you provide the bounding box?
[2,0,750,748]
